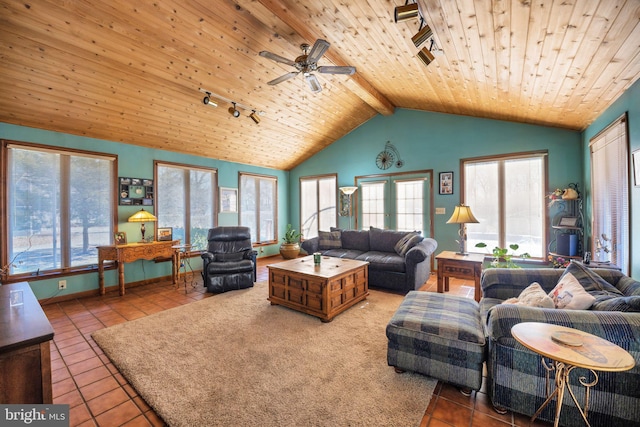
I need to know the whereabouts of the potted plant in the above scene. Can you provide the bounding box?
[280,224,302,259]
[475,243,530,268]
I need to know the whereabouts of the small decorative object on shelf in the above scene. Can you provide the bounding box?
[594,233,611,263]
[548,255,570,268]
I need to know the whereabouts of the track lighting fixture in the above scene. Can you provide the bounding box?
[202,92,217,107]
[394,2,419,23]
[411,20,433,48]
[417,46,435,66]
[228,102,240,118]
[198,88,265,124]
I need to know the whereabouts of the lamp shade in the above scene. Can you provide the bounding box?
[446,205,479,224]
[339,186,358,195]
[127,208,157,223]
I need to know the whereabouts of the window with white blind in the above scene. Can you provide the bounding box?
[589,113,629,273]
[300,174,337,239]
[360,181,387,229]
[4,142,115,278]
[156,162,217,251]
[463,152,546,258]
[395,179,425,233]
[240,173,277,244]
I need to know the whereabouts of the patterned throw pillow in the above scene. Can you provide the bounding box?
[502,282,555,308]
[548,272,596,310]
[394,232,422,257]
[563,261,623,295]
[318,230,342,250]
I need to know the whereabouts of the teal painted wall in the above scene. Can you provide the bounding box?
[1,123,289,299]
[290,109,582,258]
[581,79,640,279]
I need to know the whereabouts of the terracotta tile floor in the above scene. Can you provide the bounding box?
[42,256,552,427]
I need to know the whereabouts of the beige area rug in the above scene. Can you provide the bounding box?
[92,282,436,427]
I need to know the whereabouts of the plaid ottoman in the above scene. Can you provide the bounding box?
[386,291,486,391]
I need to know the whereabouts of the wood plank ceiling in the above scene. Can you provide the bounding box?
[1,0,638,170]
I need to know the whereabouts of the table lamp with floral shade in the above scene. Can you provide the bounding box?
[127,208,157,242]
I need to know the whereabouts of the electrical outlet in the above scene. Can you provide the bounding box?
[259,247,264,254]
[58,280,67,290]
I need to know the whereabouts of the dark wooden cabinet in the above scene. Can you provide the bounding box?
[0,282,54,404]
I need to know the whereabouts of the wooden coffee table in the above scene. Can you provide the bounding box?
[267,255,369,322]
[511,322,635,427]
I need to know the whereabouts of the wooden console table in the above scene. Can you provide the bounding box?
[97,240,179,296]
[436,250,485,302]
[0,282,54,403]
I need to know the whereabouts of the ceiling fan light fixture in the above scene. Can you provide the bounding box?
[394,3,419,23]
[249,111,260,124]
[412,23,433,48]
[417,46,435,66]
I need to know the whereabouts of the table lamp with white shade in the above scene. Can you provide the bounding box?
[446,204,479,255]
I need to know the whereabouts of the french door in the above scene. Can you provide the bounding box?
[355,171,433,236]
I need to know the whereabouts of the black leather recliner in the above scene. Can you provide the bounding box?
[201,226,257,293]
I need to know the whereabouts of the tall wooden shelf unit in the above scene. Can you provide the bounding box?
[548,198,584,260]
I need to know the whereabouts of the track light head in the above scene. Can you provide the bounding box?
[202,92,217,107]
[249,111,260,124]
[228,102,240,118]
[412,23,433,48]
[417,46,435,66]
[394,3,419,23]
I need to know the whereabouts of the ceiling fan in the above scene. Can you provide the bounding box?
[259,39,356,93]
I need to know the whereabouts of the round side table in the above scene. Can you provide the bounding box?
[511,322,635,427]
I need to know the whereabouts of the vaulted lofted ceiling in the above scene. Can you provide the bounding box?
[1,0,639,170]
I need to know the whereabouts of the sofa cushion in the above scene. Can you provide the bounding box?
[318,230,342,250]
[341,229,370,252]
[321,248,365,259]
[394,232,423,257]
[356,251,405,273]
[591,295,640,312]
[502,282,555,308]
[564,261,623,296]
[548,272,596,310]
[369,227,410,253]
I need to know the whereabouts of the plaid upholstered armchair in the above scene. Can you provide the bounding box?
[201,226,257,293]
[480,265,640,427]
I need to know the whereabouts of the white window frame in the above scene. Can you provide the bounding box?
[589,113,629,273]
[463,151,547,259]
[360,181,387,230]
[300,174,337,239]
[155,162,217,252]
[239,172,277,244]
[3,141,116,279]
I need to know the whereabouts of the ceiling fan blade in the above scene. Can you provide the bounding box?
[317,65,356,75]
[267,71,300,86]
[307,39,330,64]
[259,51,296,67]
[305,73,322,93]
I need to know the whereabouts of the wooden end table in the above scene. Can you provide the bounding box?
[511,322,635,427]
[435,250,484,302]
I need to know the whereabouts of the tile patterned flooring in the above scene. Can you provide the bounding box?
[42,256,552,427]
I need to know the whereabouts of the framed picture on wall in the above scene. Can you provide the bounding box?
[219,187,238,213]
[439,172,453,195]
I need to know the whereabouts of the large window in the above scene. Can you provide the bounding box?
[156,162,217,251]
[396,179,425,232]
[590,114,629,273]
[463,152,546,258]
[360,181,386,229]
[240,172,277,244]
[3,142,115,278]
[300,174,337,239]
